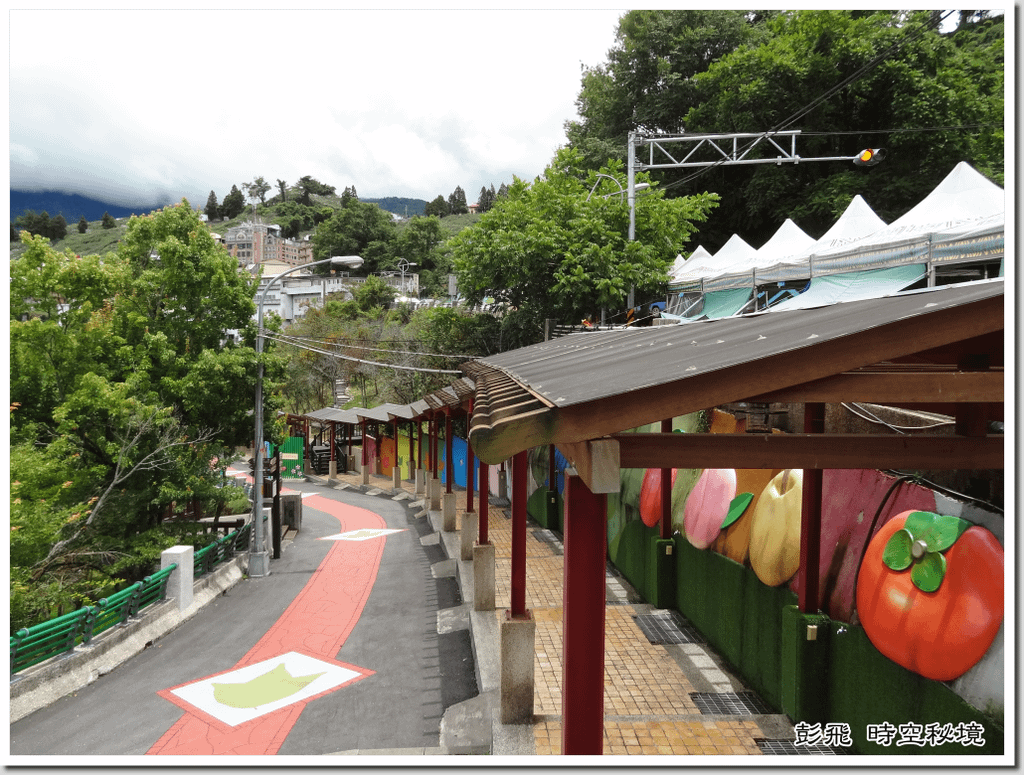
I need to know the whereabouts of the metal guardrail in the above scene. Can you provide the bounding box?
[10,523,253,678]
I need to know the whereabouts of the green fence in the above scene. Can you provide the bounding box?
[10,523,252,678]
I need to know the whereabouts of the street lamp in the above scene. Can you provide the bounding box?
[250,254,364,577]
[586,171,650,312]
[397,258,417,297]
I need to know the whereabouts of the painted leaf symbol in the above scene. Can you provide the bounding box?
[918,514,971,553]
[720,492,753,530]
[910,550,947,593]
[212,663,325,709]
[903,510,936,537]
[882,528,913,571]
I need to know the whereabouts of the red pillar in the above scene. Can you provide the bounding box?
[364,419,372,468]
[799,403,825,613]
[660,418,672,540]
[478,460,489,545]
[445,411,454,494]
[562,472,608,755]
[408,420,415,479]
[431,415,439,481]
[510,450,528,618]
[466,402,475,513]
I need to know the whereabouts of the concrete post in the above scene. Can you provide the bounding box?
[415,469,426,495]
[281,492,302,532]
[328,459,338,481]
[431,475,442,511]
[443,492,457,532]
[161,545,194,613]
[393,463,402,490]
[500,610,536,724]
[473,542,495,611]
[461,510,477,561]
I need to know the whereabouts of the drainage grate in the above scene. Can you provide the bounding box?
[634,611,705,644]
[690,692,775,716]
[757,739,852,755]
[531,529,563,552]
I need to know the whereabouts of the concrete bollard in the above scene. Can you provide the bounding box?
[473,542,495,611]
[392,464,402,490]
[500,610,536,724]
[281,492,302,531]
[443,492,458,532]
[328,459,337,481]
[461,510,477,561]
[161,545,194,612]
[415,469,426,495]
[430,477,442,510]
[362,461,370,486]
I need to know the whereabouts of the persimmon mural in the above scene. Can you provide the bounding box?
[524,408,1005,694]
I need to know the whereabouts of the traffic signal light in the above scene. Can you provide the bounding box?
[853,148,886,167]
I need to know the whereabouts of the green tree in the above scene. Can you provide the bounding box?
[49,214,68,241]
[425,195,450,218]
[276,179,288,202]
[565,10,769,170]
[296,175,337,206]
[101,211,116,229]
[681,10,1004,244]
[448,148,717,342]
[311,198,397,275]
[9,203,285,628]
[447,186,468,215]
[221,185,246,219]
[77,215,88,234]
[244,176,271,205]
[205,190,220,221]
[477,184,497,213]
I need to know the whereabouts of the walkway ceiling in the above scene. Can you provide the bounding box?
[463,281,1004,490]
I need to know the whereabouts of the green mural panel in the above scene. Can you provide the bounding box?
[825,621,1003,755]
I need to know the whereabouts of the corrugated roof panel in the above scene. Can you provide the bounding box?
[474,282,1003,412]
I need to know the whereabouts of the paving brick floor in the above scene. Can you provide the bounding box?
[318,466,794,756]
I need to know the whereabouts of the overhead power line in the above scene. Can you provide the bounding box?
[262,331,466,375]
[660,10,958,192]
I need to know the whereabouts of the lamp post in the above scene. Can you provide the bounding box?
[586,170,649,315]
[397,257,417,297]
[250,254,364,577]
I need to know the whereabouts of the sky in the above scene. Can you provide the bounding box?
[8,4,628,208]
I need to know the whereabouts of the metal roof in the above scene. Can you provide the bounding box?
[466,280,1004,464]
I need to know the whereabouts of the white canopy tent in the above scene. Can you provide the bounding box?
[667,162,1005,314]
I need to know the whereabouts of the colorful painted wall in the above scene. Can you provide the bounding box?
[524,408,1005,754]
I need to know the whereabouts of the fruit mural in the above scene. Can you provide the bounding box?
[530,407,1004,692]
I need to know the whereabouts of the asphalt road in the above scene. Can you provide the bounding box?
[9,478,477,758]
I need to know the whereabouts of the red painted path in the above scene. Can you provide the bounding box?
[148,493,386,755]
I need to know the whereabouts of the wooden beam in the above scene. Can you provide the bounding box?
[554,293,1003,445]
[614,432,1003,471]
[745,370,1003,404]
[556,439,621,493]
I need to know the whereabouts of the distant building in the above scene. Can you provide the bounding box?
[222,220,313,270]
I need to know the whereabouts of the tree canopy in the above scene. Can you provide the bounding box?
[9,202,285,631]
[448,148,717,342]
[565,9,1004,251]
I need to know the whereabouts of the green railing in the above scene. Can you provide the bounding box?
[10,523,252,678]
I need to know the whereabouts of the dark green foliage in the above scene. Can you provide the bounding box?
[204,190,220,220]
[425,195,450,218]
[9,203,281,631]
[77,215,88,234]
[566,9,1004,251]
[101,211,116,229]
[447,186,469,215]
[221,185,246,219]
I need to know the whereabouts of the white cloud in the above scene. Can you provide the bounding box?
[9,6,624,207]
